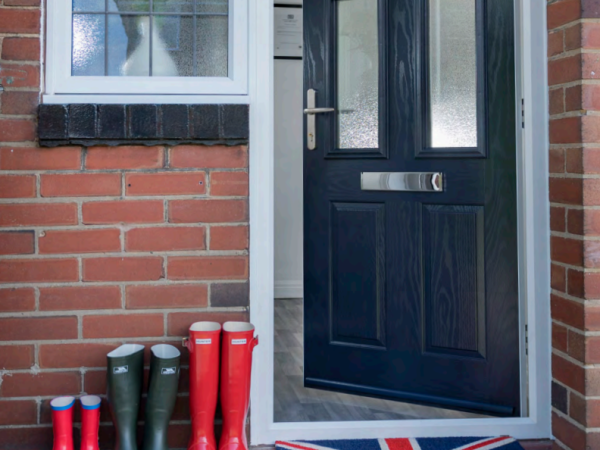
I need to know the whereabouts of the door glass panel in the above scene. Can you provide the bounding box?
[428,0,477,148]
[337,0,379,149]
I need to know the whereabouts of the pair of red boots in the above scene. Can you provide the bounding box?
[184,321,258,450]
[51,395,101,450]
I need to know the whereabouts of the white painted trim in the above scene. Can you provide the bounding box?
[248,0,551,444]
[45,0,248,98]
[274,280,303,299]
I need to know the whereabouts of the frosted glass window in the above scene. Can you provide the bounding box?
[337,0,379,149]
[428,0,478,148]
[72,0,228,77]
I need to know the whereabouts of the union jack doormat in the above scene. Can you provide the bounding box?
[276,437,524,450]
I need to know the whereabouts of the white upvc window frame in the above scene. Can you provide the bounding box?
[44,0,248,103]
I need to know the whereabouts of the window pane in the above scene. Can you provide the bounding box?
[111,0,150,12]
[153,0,194,13]
[428,0,477,148]
[153,16,194,76]
[73,0,104,12]
[195,15,228,77]
[72,0,229,78]
[337,0,379,149]
[72,14,106,76]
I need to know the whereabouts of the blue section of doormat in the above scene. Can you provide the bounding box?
[276,436,525,450]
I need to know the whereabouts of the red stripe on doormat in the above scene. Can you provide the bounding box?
[385,438,415,450]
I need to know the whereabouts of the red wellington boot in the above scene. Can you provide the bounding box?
[51,396,75,450]
[80,395,101,450]
[218,322,258,450]
[184,321,222,450]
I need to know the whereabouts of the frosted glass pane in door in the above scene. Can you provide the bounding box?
[429,0,477,148]
[337,0,379,149]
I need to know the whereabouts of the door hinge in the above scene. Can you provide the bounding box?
[521,98,525,129]
[525,324,528,356]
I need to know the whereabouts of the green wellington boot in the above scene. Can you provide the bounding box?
[107,344,145,450]
[142,344,181,450]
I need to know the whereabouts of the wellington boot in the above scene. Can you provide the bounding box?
[183,322,222,450]
[142,344,181,450]
[51,396,75,450]
[80,395,101,450]
[218,322,258,450]
[107,344,145,450]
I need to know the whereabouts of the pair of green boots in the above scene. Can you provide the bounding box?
[106,344,181,450]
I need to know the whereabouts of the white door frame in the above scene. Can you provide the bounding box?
[248,0,551,444]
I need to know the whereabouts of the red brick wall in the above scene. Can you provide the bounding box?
[0,2,249,448]
[548,0,600,448]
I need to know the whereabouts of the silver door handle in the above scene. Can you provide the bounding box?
[304,108,335,114]
[306,89,334,150]
[361,172,444,192]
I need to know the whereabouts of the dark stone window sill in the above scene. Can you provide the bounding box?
[38,104,249,147]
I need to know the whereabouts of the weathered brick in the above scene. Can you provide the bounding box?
[39,285,122,311]
[0,91,39,115]
[82,200,164,224]
[0,258,78,283]
[0,175,36,198]
[553,323,568,353]
[169,200,248,223]
[553,353,585,394]
[0,147,81,170]
[125,172,206,196]
[39,229,121,254]
[0,203,78,227]
[83,314,164,338]
[548,55,583,86]
[0,316,78,341]
[0,64,39,89]
[549,88,565,115]
[0,345,34,370]
[1,37,40,61]
[550,117,581,144]
[210,226,248,250]
[0,372,81,397]
[210,172,249,196]
[41,173,122,197]
[126,284,208,309]
[0,429,53,450]
[548,30,564,57]
[170,145,248,169]
[83,257,164,282]
[0,118,36,141]
[0,230,34,255]
[551,264,566,292]
[211,282,249,307]
[568,208,584,234]
[0,9,40,34]
[547,0,581,30]
[0,288,35,312]
[549,149,565,174]
[39,343,120,368]
[553,294,585,330]
[168,256,248,280]
[126,226,205,252]
[86,146,164,170]
[552,412,586,450]
[0,400,37,425]
[551,236,583,266]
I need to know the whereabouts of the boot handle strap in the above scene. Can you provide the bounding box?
[250,335,259,351]
[182,337,189,350]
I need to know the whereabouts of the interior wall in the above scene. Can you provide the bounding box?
[274,0,304,298]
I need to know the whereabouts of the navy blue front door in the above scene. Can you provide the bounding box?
[303,0,520,416]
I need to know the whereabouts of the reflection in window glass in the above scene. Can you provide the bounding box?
[429,0,477,148]
[337,0,379,149]
[72,0,228,77]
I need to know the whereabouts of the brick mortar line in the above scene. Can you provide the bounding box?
[552,408,589,432]
[548,17,600,33]
[550,230,600,240]
[0,337,193,346]
[0,141,39,146]
[0,279,247,288]
[549,111,595,121]
[0,222,249,231]
[551,318,600,336]
[0,114,37,120]
[0,195,249,203]
[0,249,249,258]
[553,348,600,368]
[548,202,600,210]
[549,142,600,149]
[0,305,248,318]
[550,289,600,304]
